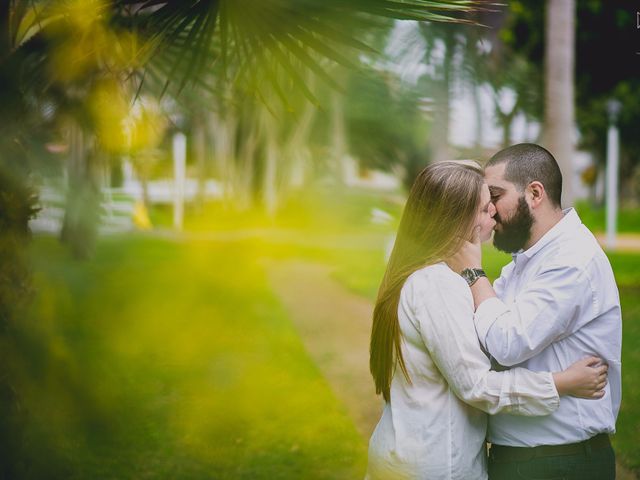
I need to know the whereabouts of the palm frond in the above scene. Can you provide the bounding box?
[113,0,487,101]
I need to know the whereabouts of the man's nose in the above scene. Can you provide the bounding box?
[489,203,497,217]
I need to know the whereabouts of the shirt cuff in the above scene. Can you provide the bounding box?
[474,297,509,350]
[511,369,561,415]
[546,372,561,410]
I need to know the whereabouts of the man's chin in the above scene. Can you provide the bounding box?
[492,238,512,253]
[493,232,529,253]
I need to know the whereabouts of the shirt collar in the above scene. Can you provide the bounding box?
[512,208,581,263]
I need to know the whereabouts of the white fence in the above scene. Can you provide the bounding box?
[29,184,136,235]
[29,178,223,235]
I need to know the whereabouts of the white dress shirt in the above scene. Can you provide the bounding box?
[366,263,560,480]
[475,208,622,447]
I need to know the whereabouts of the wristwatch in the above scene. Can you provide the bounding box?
[460,268,486,287]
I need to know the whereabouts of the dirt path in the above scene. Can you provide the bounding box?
[267,259,637,479]
[594,233,640,253]
[265,260,382,439]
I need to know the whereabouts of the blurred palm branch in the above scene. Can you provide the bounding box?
[4,0,491,106]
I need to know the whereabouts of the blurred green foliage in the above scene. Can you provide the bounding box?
[0,167,39,479]
[504,0,640,198]
[345,69,431,188]
[20,235,367,479]
[575,200,640,233]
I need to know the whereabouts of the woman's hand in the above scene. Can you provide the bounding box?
[552,357,608,399]
[447,226,482,274]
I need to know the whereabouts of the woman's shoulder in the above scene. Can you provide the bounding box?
[405,262,468,292]
[402,263,473,318]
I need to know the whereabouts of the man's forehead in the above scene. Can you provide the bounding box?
[484,163,512,189]
[484,163,505,178]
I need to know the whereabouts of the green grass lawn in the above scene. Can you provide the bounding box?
[575,200,640,233]
[607,252,640,474]
[15,236,366,480]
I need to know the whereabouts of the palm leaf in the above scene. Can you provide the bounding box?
[113,0,487,101]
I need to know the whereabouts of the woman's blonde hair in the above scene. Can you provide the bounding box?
[370,161,484,402]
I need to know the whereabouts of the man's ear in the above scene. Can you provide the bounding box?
[527,181,545,209]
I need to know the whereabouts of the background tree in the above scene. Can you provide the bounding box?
[345,68,431,189]
[503,0,640,204]
[544,0,576,206]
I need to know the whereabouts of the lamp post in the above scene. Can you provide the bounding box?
[605,99,621,250]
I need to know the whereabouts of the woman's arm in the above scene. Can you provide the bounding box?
[552,357,607,398]
[410,268,603,416]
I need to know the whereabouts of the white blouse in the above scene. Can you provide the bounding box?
[366,263,560,480]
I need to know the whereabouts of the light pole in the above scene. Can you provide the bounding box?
[605,99,621,250]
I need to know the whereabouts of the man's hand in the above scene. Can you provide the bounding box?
[447,226,483,274]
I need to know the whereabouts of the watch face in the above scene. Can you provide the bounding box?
[462,269,475,282]
[461,268,484,286]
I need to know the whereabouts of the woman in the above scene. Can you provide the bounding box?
[366,161,607,480]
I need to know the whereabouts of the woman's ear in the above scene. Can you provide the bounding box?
[527,181,545,209]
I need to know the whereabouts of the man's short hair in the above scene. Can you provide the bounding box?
[486,143,562,207]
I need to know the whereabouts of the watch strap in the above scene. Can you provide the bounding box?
[461,268,486,287]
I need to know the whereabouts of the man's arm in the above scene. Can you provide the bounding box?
[410,270,560,416]
[468,276,495,309]
[473,265,592,366]
[448,240,594,367]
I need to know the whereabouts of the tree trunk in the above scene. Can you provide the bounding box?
[60,122,101,259]
[502,115,512,149]
[472,83,484,151]
[261,107,278,216]
[140,172,150,208]
[331,90,347,184]
[498,108,517,149]
[236,115,260,210]
[0,0,10,60]
[193,114,207,212]
[285,101,316,188]
[0,160,36,480]
[430,29,454,163]
[544,0,575,207]
[209,109,237,203]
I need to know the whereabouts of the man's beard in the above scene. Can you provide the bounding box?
[493,196,534,253]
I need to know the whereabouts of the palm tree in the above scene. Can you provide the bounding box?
[2,0,486,242]
[544,0,576,206]
[2,1,491,476]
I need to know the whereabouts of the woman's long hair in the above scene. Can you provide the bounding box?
[370,161,484,402]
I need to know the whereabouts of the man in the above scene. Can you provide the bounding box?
[449,143,621,480]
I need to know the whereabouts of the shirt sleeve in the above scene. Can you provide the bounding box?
[474,264,595,367]
[492,263,509,297]
[409,269,560,416]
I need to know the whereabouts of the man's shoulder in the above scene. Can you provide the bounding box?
[542,223,605,269]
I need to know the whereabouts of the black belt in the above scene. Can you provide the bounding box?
[489,433,611,462]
